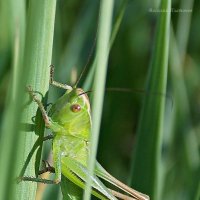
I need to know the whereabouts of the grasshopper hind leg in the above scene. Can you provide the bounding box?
[19,177,59,184]
[38,160,55,175]
[19,160,59,185]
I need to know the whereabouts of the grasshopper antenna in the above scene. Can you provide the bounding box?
[74,32,97,88]
[106,87,174,110]
[78,90,92,96]
[78,87,173,109]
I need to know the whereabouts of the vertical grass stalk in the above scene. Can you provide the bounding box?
[17,1,57,199]
[0,1,56,200]
[168,0,199,195]
[0,0,25,200]
[129,0,171,199]
[83,0,127,91]
[83,1,114,199]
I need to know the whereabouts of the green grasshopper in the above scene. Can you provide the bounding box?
[21,65,149,200]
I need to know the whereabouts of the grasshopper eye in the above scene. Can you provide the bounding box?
[71,104,81,112]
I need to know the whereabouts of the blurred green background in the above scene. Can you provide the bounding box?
[0,0,199,200]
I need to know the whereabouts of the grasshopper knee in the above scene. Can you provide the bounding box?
[54,179,61,184]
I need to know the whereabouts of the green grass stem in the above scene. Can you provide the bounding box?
[129,0,171,199]
[83,1,114,200]
[0,0,25,199]
[0,1,57,200]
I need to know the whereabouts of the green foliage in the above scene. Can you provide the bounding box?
[0,0,199,200]
[84,1,114,200]
[129,0,171,199]
[0,0,56,200]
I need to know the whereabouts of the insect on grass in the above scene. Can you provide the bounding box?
[18,64,150,200]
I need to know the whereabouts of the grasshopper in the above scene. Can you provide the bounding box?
[21,65,149,200]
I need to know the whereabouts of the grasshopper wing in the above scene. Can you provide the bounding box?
[95,162,149,200]
[61,157,117,200]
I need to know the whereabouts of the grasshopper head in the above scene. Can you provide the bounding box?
[67,88,91,115]
[49,88,91,133]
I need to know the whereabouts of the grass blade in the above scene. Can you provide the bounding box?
[83,1,114,199]
[176,0,194,61]
[0,1,56,200]
[0,0,25,199]
[129,0,171,199]
[164,0,199,196]
[17,1,57,199]
[83,0,127,91]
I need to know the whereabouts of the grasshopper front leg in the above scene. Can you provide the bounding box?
[26,86,50,127]
[26,86,62,132]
